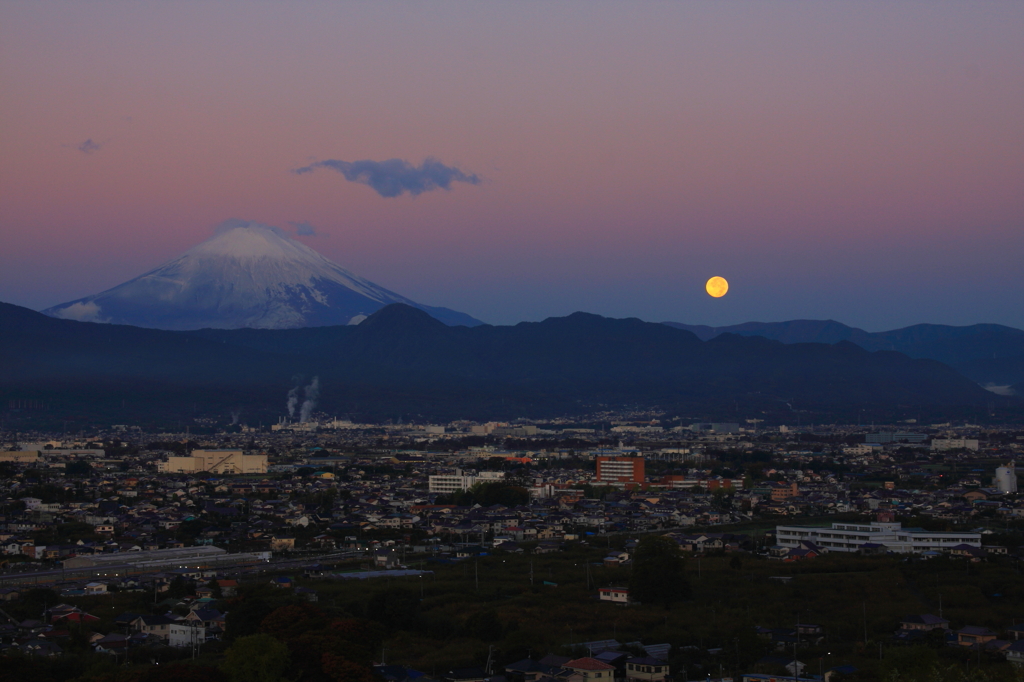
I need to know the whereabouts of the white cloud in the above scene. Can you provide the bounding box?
[53,301,108,323]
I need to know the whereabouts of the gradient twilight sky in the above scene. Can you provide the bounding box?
[2,2,1023,329]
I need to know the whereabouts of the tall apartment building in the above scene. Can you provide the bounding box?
[158,449,267,474]
[595,456,645,486]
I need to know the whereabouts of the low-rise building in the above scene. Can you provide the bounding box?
[776,521,981,554]
[157,449,267,474]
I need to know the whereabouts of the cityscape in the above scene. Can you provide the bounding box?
[3,2,1024,682]
[0,414,1022,681]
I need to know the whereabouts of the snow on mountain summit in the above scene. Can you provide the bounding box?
[43,220,481,330]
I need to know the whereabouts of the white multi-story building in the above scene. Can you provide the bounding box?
[168,623,206,648]
[995,462,1018,493]
[776,521,981,554]
[428,469,504,494]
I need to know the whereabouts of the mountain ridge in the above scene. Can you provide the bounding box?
[663,318,1024,389]
[3,301,1015,424]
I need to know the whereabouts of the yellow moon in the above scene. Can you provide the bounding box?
[705,276,729,298]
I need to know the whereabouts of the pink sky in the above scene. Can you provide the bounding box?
[2,1,1022,328]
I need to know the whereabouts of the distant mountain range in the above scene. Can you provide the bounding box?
[42,220,481,329]
[1,301,1015,425]
[663,319,1024,391]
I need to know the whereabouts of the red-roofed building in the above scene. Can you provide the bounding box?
[598,587,630,604]
[565,658,617,682]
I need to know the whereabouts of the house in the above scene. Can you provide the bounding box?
[625,657,668,682]
[564,657,617,682]
[603,551,629,567]
[21,639,63,657]
[375,549,401,568]
[782,547,818,562]
[505,658,559,682]
[1005,640,1024,666]
[93,630,129,651]
[184,607,225,629]
[949,544,986,561]
[899,614,949,632]
[132,614,176,641]
[113,612,143,629]
[958,626,997,647]
[216,579,239,597]
[55,611,100,625]
[46,604,81,622]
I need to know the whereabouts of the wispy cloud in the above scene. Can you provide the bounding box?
[293,157,481,197]
[289,221,317,236]
[78,139,102,154]
[51,301,108,323]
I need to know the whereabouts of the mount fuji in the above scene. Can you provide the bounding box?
[43,220,482,330]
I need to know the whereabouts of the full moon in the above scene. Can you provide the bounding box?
[705,276,729,298]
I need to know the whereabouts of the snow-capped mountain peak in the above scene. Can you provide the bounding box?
[43,220,481,330]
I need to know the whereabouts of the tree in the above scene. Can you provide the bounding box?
[65,460,93,476]
[628,535,690,609]
[220,634,290,682]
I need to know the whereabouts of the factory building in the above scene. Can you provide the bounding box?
[157,449,267,474]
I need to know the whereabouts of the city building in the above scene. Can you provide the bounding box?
[0,450,41,463]
[428,469,505,494]
[689,423,740,434]
[865,432,927,444]
[157,449,267,474]
[932,439,980,451]
[775,521,981,554]
[994,462,1018,493]
[595,456,645,486]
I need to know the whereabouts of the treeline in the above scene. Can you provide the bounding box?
[436,481,530,507]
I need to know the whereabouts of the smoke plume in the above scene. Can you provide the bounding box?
[286,386,300,418]
[300,376,320,422]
